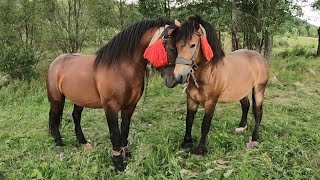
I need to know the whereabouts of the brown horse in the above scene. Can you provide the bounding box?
[172,16,269,155]
[46,18,178,171]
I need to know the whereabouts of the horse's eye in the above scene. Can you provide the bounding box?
[190,44,196,48]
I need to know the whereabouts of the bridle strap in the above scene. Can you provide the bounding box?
[176,57,194,65]
[175,30,203,90]
[148,25,170,46]
[175,39,200,67]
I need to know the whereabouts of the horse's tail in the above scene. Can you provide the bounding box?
[47,54,67,138]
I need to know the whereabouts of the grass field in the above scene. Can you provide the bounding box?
[1,38,320,179]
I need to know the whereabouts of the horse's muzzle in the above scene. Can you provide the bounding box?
[174,65,192,84]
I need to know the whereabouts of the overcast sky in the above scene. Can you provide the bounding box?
[126,0,319,27]
[298,0,320,27]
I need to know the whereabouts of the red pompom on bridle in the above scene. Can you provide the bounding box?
[143,39,168,68]
[199,35,214,61]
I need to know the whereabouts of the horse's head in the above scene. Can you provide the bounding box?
[173,15,215,84]
[144,19,181,88]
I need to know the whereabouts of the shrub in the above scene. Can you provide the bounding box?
[275,37,289,48]
[278,45,316,58]
[0,44,38,80]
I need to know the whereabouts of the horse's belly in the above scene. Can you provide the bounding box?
[218,85,252,103]
[67,94,102,108]
[60,77,102,108]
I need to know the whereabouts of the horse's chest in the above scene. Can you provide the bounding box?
[187,86,209,107]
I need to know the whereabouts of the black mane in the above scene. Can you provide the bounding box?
[94,18,174,68]
[173,15,225,61]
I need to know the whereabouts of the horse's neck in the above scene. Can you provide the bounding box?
[195,58,223,84]
[132,27,159,67]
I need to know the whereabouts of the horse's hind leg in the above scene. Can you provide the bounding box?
[120,104,136,159]
[235,96,250,133]
[247,84,266,148]
[48,96,65,146]
[72,104,91,149]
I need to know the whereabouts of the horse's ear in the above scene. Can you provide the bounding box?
[143,39,168,68]
[200,36,214,61]
[174,19,181,27]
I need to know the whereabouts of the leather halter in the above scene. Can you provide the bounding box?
[175,31,204,90]
[154,26,176,71]
[175,31,203,68]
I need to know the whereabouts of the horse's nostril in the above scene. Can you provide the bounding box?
[174,74,182,83]
[178,75,183,83]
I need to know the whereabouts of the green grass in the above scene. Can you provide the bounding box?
[273,36,318,54]
[1,41,320,179]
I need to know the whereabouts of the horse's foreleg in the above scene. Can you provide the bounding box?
[104,105,124,171]
[194,99,217,155]
[235,96,250,133]
[120,104,136,159]
[72,104,91,149]
[181,96,199,150]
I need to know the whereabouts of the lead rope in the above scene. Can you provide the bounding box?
[183,41,200,93]
[183,67,199,93]
[138,70,149,120]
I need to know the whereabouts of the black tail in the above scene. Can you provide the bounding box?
[48,97,65,136]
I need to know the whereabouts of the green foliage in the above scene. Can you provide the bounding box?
[274,37,289,48]
[0,44,37,80]
[312,0,320,9]
[139,0,164,18]
[278,45,316,58]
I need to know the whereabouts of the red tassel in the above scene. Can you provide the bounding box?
[143,39,168,68]
[200,36,214,61]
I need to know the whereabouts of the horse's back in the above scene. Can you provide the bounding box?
[225,49,268,84]
[217,49,268,103]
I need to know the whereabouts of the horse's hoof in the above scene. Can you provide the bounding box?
[112,155,125,172]
[192,147,207,156]
[121,146,131,160]
[246,136,259,148]
[181,142,193,150]
[82,142,93,150]
[55,142,64,147]
[181,138,194,150]
[235,125,247,134]
[57,152,64,160]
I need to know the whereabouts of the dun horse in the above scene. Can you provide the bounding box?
[46,18,178,171]
[172,16,269,155]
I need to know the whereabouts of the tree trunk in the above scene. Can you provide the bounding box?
[164,0,170,18]
[317,27,320,57]
[231,0,239,51]
[264,30,273,64]
[119,0,125,30]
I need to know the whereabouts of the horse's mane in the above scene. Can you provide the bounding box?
[173,15,225,61]
[94,18,174,68]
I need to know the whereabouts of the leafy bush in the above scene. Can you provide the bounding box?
[0,44,38,80]
[274,37,289,48]
[278,45,316,58]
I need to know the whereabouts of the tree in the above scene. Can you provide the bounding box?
[0,0,48,51]
[138,0,172,18]
[313,0,320,57]
[45,0,92,53]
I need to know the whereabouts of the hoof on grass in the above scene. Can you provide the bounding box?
[235,125,247,134]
